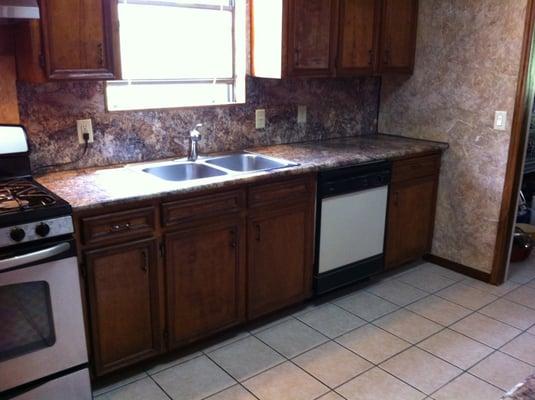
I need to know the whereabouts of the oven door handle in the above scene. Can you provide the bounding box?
[0,242,71,272]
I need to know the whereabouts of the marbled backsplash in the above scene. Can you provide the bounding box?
[379,0,527,273]
[18,76,380,171]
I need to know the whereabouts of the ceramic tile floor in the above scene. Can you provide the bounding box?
[92,260,535,400]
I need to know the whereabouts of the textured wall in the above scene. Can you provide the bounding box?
[379,0,527,273]
[19,76,380,170]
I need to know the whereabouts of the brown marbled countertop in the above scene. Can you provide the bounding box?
[37,134,448,212]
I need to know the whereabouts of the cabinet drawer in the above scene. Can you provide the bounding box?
[162,190,245,227]
[249,176,314,208]
[391,154,440,183]
[81,207,156,246]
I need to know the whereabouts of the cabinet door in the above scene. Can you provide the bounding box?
[378,0,418,73]
[337,0,380,75]
[85,239,162,375]
[165,218,246,348]
[385,177,437,269]
[39,0,120,80]
[287,0,338,77]
[248,203,314,319]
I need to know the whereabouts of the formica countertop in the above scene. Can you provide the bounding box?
[37,134,448,212]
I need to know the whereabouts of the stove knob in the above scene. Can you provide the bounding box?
[10,227,25,242]
[35,223,51,237]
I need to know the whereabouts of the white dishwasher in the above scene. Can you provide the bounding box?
[315,161,391,294]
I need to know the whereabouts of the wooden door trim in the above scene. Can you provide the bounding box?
[491,0,535,285]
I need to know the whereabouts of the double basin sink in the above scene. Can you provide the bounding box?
[136,153,299,183]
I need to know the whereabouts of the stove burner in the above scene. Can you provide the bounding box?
[0,180,57,214]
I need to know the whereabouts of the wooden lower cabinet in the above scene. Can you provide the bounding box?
[385,155,440,269]
[165,217,246,348]
[248,202,314,319]
[84,238,162,375]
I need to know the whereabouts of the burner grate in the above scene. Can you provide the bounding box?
[0,180,57,214]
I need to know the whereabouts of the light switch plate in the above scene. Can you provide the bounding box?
[256,109,266,129]
[494,111,507,131]
[76,119,94,144]
[297,105,307,124]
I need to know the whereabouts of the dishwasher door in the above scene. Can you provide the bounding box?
[318,185,388,274]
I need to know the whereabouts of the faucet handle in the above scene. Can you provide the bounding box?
[190,123,203,139]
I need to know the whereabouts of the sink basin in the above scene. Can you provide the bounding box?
[142,163,227,182]
[206,153,297,172]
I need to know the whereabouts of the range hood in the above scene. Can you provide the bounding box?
[0,0,39,20]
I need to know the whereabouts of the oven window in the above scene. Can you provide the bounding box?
[0,281,56,362]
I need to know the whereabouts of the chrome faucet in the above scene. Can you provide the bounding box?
[187,123,203,162]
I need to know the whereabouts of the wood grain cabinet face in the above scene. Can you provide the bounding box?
[337,0,380,75]
[39,0,120,80]
[165,218,246,348]
[84,239,162,376]
[378,0,419,73]
[248,203,314,319]
[287,0,338,77]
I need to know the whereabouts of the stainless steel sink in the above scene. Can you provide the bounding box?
[206,153,297,172]
[142,162,227,182]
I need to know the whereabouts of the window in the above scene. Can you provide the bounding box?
[106,0,246,111]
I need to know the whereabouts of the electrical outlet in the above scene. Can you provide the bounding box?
[76,119,94,144]
[256,109,266,129]
[297,105,307,124]
[494,111,507,131]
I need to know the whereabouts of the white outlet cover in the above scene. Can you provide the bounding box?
[256,109,266,129]
[297,105,307,124]
[494,111,507,131]
[76,119,94,144]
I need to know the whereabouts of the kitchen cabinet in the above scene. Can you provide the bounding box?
[385,153,441,269]
[165,217,246,348]
[18,0,121,81]
[84,238,162,375]
[247,177,315,319]
[250,0,418,78]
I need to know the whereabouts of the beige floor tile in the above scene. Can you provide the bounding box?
[337,368,425,400]
[146,352,203,375]
[205,385,257,400]
[406,295,472,326]
[528,325,535,335]
[381,347,462,395]
[508,260,535,284]
[92,371,149,397]
[208,336,285,381]
[417,263,467,281]
[417,329,493,369]
[505,286,535,309]
[296,304,366,339]
[436,283,498,310]
[94,377,168,400]
[317,392,345,400]
[396,269,456,293]
[336,324,411,364]
[450,313,521,349]
[293,341,372,388]
[374,309,443,344]
[249,316,294,335]
[243,362,329,400]
[366,280,428,306]
[501,333,535,365]
[333,291,399,321]
[479,299,535,330]
[152,355,235,400]
[202,331,252,353]
[432,373,504,400]
[469,352,534,391]
[255,318,328,358]
[463,278,520,296]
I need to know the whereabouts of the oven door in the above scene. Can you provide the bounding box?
[0,239,88,393]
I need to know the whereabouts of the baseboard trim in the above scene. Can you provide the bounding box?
[423,254,491,283]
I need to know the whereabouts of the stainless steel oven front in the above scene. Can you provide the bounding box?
[0,238,91,399]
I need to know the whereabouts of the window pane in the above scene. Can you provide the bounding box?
[107,82,233,111]
[0,282,56,362]
[119,3,234,80]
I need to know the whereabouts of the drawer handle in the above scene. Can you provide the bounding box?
[255,224,261,242]
[110,222,131,233]
[230,229,237,248]
[141,249,148,273]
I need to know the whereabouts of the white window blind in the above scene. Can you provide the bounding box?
[106,0,245,111]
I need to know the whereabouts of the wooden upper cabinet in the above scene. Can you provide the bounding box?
[287,0,338,77]
[337,0,380,75]
[378,0,419,73]
[39,0,121,80]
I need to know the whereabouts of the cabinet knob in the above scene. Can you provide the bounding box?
[110,222,131,232]
[97,43,104,67]
[255,224,261,241]
[230,229,237,248]
[141,249,149,272]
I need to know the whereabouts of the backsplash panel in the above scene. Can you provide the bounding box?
[18,76,380,171]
